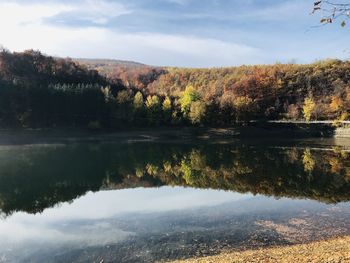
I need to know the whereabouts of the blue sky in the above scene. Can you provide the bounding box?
[0,0,349,67]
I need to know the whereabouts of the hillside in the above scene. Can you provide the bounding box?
[74,58,149,77]
[76,57,165,90]
[0,49,350,129]
[85,58,350,124]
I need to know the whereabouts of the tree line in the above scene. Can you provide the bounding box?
[110,60,350,125]
[1,49,350,129]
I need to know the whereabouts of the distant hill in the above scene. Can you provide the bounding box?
[74,58,166,89]
[75,58,149,68]
[74,58,150,75]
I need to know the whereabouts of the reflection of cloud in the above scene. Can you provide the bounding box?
[0,219,131,261]
[7,187,248,223]
[41,187,248,221]
[0,220,71,244]
[0,217,132,252]
[0,187,247,251]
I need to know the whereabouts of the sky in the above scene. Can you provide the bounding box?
[0,0,349,67]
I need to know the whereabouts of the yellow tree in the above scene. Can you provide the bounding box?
[162,96,172,123]
[303,97,316,122]
[233,96,253,122]
[179,85,201,116]
[146,95,161,125]
[330,95,349,121]
[330,96,343,112]
[189,101,206,124]
[133,91,144,110]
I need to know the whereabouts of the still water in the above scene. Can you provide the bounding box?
[0,137,350,262]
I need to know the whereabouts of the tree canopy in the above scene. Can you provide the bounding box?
[0,50,350,129]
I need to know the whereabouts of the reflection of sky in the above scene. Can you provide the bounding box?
[0,186,347,262]
[0,187,251,245]
[17,186,250,221]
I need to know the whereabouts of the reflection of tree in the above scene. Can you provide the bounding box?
[189,150,206,170]
[181,160,194,185]
[232,161,253,175]
[303,148,315,173]
[346,168,350,180]
[329,158,343,174]
[146,164,159,176]
[148,146,350,204]
[180,150,204,185]
[163,161,172,173]
[135,167,144,178]
[286,148,299,164]
[0,142,350,216]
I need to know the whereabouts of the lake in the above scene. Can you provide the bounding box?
[0,135,350,262]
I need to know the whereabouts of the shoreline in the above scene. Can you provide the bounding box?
[170,235,350,263]
[0,122,349,145]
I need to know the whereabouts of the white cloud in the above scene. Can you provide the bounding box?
[242,0,311,21]
[0,1,262,67]
[64,0,132,25]
[1,0,345,67]
[63,30,262,67]
[167,0,189,5]
[0,0,131,27]
[0,2,73,25]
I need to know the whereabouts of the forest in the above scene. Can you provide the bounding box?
[1,49,350,129]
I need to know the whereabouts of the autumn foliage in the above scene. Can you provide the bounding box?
[0,49,350,128]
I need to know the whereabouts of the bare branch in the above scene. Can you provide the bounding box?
[312,1,350,26]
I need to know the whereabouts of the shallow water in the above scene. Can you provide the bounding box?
[0,138,349,262]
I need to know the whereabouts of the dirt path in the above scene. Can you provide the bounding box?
[170,236,350,263]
